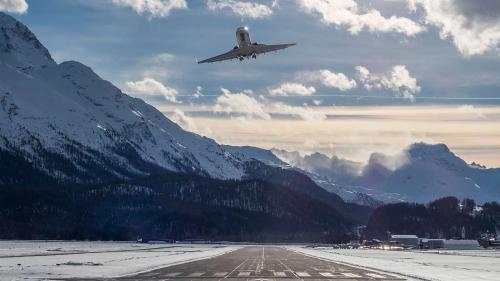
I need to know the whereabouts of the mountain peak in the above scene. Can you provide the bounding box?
[0,12,55,71]
[407,142,451,157]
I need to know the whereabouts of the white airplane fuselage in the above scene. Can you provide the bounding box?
[236,26,252,47]
[235,27,258,60]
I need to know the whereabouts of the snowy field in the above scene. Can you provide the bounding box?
[2,241,499,281]
[289,246,500,281]
[0,241,240,280]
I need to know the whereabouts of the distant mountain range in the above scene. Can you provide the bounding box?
[273,143,500,204]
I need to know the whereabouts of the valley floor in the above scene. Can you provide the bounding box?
[0,241,499,281]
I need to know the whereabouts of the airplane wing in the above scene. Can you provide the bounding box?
[254,43,296,55]
[198,48,242,64]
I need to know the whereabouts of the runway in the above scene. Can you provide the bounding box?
[78,246,404,281]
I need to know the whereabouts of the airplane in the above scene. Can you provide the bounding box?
[197,26,296,64]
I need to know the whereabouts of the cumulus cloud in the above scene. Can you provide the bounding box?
[111,0,187,18]
[0,0,28,13]
[214,88,271,120]
[125,77,179,102]
[297,0,424,36]
[207,0,273,19]
[408,0,500,56]
[269,83,316,96]
[356,65,420,101]
[213,88,327,121]
[301,69,357,91]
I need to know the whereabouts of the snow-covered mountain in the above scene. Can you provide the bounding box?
[274,143,500,204]
[0,12,252,183]
[378,143,500,203]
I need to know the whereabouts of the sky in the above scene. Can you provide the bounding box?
[2,0,500,167]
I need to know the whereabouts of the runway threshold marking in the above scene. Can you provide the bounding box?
[342,272,362,278]
[238,272,252,277]
[213,272,228,277]
[366,273,387,278]
[319,272,334,277]
[187,272,205,277]
[277,259,302,280]
[273,272,286,277]
[224,258,249,279]
[296,272,311,277]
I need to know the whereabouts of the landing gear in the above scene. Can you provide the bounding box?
[251,53,257,59]
[239,56,244,61]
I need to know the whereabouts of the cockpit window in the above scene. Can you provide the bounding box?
[239,33,246,42]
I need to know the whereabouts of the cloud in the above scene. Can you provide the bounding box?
[272,103,327,121]
[297,0,424,36]
[313,99,322,106]
[194,86,204,98]
[148,52,176,64]
[120,53,176,85]
[168,109,198,131]
[356,65,420,102]
[214,88,271,120]
[408,0,500,56]
[207,0,273,19]
[125,77,179,102]
[458,105,486,119]
[111,0,187,18]
[0,0,28,13]
[213,88,326,121]
[269,83,316,96]
[301,69,357,91]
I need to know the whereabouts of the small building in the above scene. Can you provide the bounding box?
[390,234,419,248]
[421,239,444,249]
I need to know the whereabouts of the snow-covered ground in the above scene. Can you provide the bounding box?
[0,241,240,280]
[289,246,500,281]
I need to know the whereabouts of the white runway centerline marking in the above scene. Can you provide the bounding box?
[238,271,252,277]
[320,272,334,277]
[274,272,286,277]
[296,272,311,277]
[342,272,362,278]
[188,272,205,277]
[213,272,228,277]
[366,272,387,278]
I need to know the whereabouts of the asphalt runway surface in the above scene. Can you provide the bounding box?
[75,246,404,281]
